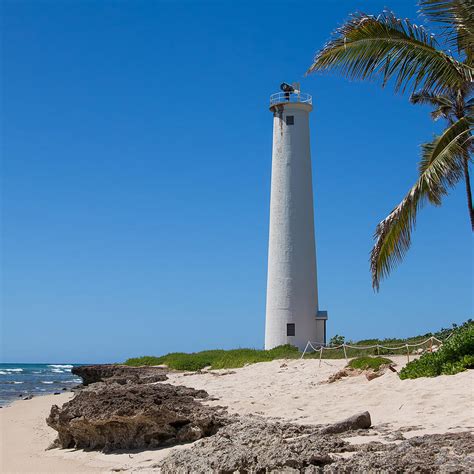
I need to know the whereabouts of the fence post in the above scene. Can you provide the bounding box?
[301,341,309,360]
[376,345,380,356]
[343,344,348,364]
[406,344,410,363]
[429,337,433,353]
[319,347,323,367]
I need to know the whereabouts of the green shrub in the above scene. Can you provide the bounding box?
[348,356,393,371]
[400,322,474,379]
[432,319,472,341]
[329,334,345,346]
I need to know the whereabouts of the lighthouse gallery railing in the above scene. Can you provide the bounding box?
[270,92,312,106]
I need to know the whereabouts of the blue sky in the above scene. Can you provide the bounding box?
[2,0,472,363]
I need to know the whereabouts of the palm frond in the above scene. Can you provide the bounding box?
[371,116,472,290]
[410,90,453,107]
[410,90,454,119]
[419,0,474,61]
[307,11,473,94]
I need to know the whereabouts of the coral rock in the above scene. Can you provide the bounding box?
[71,364,168,386]
[46,383,226,452]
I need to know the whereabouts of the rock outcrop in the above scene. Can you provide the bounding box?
[159,416,348,473]
[46,382,226,452]
[71,364,168,386]
[159,418,474,473]
[330,432,474,473]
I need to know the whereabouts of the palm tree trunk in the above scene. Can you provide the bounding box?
[462,151,474,231]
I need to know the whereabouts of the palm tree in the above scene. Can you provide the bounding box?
[307,0,473,291]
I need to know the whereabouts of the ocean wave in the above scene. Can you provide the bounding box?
[51,369,64,373]
[48,365,73,369]
[13,381,23,384]
[1,368,23,372]
[42,381,54,384]
[0,371,7,375]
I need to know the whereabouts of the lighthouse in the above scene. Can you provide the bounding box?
[265,83,327,351]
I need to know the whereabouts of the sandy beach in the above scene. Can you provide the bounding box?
[1,357,473,473]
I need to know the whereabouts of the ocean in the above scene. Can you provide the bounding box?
[0,363,83,406]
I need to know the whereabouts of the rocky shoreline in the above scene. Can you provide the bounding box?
[45,364,474,472]
[160,418,473,473]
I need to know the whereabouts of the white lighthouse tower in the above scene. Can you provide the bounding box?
[265,83,327,351]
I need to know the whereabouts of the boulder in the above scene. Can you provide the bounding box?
[46,382,225,452]
[320,411,371,435]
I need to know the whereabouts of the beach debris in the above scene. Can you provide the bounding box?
[324,367,361,383]
[71,364,168,386]
[46,382,227,452]
[183,370,236,377]
[208,370,236,377]
[324,363,394,384]
[22,394,34,400]
[320,411,372,435]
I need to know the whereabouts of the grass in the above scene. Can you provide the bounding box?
[125,345,300,371]
[348,356,393,371]
[124,336,435,370]
[124,320,471,372]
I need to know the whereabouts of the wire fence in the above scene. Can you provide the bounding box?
[301,335,448,367]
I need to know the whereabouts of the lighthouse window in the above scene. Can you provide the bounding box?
[286,115,294,125]
[287,323,295,336]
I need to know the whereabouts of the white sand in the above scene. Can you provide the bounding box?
[166,356,474,437]
[1,357,473,473]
